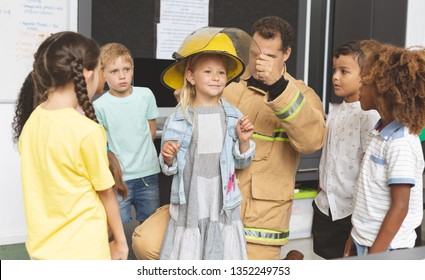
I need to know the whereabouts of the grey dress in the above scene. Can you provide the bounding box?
[160,106,247,260]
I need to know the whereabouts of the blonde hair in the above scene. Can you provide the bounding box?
[100,42,133,69]
[179,53,231,117]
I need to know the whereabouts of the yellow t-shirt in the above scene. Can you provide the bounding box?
[18,106,115,259]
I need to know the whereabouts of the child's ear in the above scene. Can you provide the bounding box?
[186,70,195,86]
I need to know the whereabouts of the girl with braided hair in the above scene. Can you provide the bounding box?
[344,45,425,257]
[13,72,128,200]
[15,31,128,259]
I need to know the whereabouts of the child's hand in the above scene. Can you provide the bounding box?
[237,116,254,154]
[161,141,180,166]
[236,116,254,143]
[109,239,128,260]
[343,234,356,258]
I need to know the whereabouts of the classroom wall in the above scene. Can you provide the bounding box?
[405,0,425,47]
[0,104,27,245]
[1,0,425,246]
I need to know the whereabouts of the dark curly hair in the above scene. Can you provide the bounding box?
[251,16,294,52]
[33,31,100,121]
[12,32,99,142]
[361,45,425,134]
[12,71,36,143]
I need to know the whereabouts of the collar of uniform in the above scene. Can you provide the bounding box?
[246,76,270,95]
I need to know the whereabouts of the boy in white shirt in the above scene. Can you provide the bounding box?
[312,40,380,259]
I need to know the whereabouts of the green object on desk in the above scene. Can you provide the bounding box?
[420,128,425,142]
[294,188,317,199]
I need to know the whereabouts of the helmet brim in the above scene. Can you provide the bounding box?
[161,51,245,90]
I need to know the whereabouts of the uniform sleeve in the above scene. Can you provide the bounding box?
[145,88,159,120]
[80,125,115,191]
[266,74,326,154]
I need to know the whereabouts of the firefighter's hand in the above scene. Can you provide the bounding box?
[255,53,282,86]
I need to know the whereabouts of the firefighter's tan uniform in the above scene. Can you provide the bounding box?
[223,71,326,259]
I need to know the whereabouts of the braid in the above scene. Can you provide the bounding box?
[69,58,98,123]
[22,31,129,198]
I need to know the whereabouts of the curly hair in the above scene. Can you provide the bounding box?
[12,32,99,141]
[32,31,100,122]
[251,16,294,52]
[359,40,382,71]
[12,72,36,143]
[361,45,425,134]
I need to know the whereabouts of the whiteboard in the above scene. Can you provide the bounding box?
[0,0,78,103]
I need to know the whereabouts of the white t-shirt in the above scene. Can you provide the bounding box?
[315,101,380,220]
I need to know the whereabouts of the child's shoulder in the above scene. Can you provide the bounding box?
[220,98,242,118]
[92,92,110,106]
[382,122,420,146]
[132,86,154,96]
[73,112,104,133]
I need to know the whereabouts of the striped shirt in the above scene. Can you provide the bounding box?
[351,120,424,249]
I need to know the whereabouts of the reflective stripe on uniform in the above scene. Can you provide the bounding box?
[275,91,305,121]
[244,227,290,243]
[252,128,289,142]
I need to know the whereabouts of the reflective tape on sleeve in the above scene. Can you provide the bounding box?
[275,92,305,121]
[245,227,290,243]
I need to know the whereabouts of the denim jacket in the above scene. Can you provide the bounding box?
[158,98,255,210]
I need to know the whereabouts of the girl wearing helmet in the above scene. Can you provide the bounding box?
[157,28,256,259]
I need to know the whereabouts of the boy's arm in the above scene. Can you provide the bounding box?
[369,184,411,254]
[97,188,129,260]
[148,119,156,141]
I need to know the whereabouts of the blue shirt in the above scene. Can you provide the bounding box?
[94,87,160,180]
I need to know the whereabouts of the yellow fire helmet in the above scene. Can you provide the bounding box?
[161,27,257,90]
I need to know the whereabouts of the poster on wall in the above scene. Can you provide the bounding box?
[0,0,77,102]
[156,0,209,60]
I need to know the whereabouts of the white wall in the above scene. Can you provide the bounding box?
[0,103,27,245]
[405,0,425,47]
